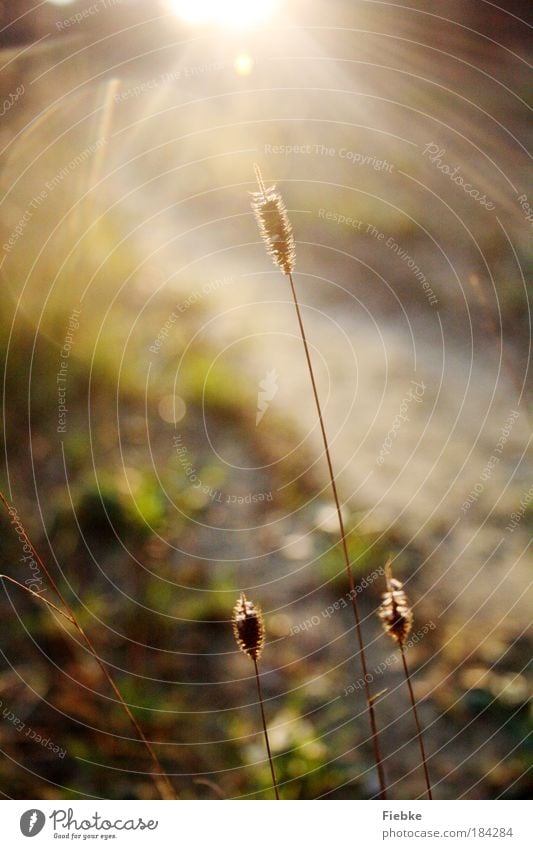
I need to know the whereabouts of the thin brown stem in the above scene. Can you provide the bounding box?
[0,490,176,800]
[253,657,280,800]
[400,643,433,800]
[286,271,387,799]
[0,574,75,623]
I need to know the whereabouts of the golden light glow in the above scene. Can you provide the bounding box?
[169,0,278,27]
[158,395,187,424]
[234,53,254,75]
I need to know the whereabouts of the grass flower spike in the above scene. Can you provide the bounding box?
[379,558,433,799]
[251,164,295,275]
[379,559,414,646]
[233,591,265,661]
[232,592,279,799]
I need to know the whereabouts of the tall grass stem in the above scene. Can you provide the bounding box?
[400,645,433,800]
[253,657,280,800]
[0,490,176,800]
[286,271,387,799]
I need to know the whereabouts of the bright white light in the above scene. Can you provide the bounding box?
[169,0,277,27]
[234,53,254,75]
[46,0,77,7]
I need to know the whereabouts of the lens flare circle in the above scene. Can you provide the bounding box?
[234,53,254,75]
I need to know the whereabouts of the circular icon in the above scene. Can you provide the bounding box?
[20,810,46,837]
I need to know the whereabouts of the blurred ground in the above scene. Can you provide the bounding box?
[0,0,531,800]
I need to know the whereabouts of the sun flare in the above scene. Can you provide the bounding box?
[169,0,278,27]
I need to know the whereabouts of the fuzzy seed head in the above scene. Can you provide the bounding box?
[379,560,413,646]
[232,592,265,661]
[251,164,295,275]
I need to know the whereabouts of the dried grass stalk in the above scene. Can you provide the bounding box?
[232,592,279,799]
[250,166,386,798]
[379,558,433,799]
[0,490,176,800]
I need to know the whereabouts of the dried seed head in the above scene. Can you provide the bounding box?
[378,559,413,646]
[251,164,295,275]
[232,592,265,661]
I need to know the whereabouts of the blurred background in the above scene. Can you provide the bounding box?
[0,0,531,800]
